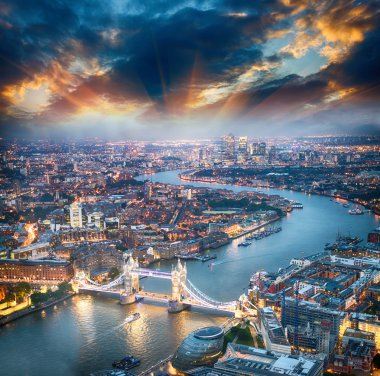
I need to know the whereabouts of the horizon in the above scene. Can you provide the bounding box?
[2,134,380,143]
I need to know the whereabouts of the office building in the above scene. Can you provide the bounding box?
[87,211,104,229]
[251,142,259,155]
[172,326,224,371]
[269,146,277,163]
[259,307,291,354]
[69,202,83,228]
[188,344,323,376]
[238,136,248,153]
[221,134,236,162]
[282,298,346,352]
[259,142,267,156]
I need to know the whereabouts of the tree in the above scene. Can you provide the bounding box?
[373,353,380,369]
[14,282,32,302]
[109,267,120,280]
[31,292,48,306]
[5,285,16,306]
[40,193,54,202]
[57,281,73,294]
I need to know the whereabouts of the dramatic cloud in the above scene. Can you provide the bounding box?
[0,0,379,138]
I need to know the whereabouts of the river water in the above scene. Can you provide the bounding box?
[1,170,378,376]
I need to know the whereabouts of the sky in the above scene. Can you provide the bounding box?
[0,0,380,139]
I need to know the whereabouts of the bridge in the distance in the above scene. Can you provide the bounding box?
[75,255,256,315]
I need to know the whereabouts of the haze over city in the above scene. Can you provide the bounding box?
[1,0,380,139]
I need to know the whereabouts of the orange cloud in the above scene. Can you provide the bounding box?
[281,0,378,62]
[266,28,291,39]
[281,31,322,58]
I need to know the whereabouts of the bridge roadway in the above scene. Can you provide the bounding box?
[130,291,236,314]
[134,268,172,279]
[136,291,171,302]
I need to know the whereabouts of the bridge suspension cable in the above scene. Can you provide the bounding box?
[182,285,222,309]
[79,274,125,290]
[183,279,236,309]
[77,269,238,312]
[241,299,258,312]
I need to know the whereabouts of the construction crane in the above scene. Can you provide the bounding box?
[294,280,300,353]
[281,288,286,326]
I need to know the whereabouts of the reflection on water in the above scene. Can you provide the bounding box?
[138,170,379,301]
[0,295,226,376]
[0,170,378,376]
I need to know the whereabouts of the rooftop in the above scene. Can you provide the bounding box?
[202,344,323,376]
[194,326,224,340]
[0,259,70,266]
[260,307,290,347]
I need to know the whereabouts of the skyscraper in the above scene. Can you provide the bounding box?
[238,136,248,154]
[69,202,83,228]
[251,143,259,155]
[221,134,236,162]
[259,142,266,156]
[268,145,277,163]
[199,148,208,166]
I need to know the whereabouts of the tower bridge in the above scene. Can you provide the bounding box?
[75,255,255,315]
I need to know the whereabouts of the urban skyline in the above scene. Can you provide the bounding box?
[0,135,380,375]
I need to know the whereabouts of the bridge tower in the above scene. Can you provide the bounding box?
[120,255,139,304]
[168,259,187,313]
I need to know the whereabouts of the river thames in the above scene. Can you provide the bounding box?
[0,170,378,376]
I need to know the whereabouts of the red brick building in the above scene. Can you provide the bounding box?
[0,259,74,283]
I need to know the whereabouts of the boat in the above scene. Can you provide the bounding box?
[348,206,364,215]
[112,355,141,370]
[291,202,303,209]
[238,241,252,247]
[124,313,140,323]
[176,252,200,259]
[199,255,217,263]
[336,234,362,245]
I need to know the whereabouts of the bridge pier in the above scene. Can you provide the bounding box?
[234,309,244,318]
[120,292,136,305]
[168,259,187,313]
[168,300,190,313]
[121,255,139,304]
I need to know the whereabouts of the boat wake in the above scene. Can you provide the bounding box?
[209,253,274,268]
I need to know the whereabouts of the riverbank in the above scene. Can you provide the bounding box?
[179,171,378,215]
[228,217,280,240]
[0,299,30,317]
[0,293,74,327]
[137,318,241,376]
[2,171,378,376]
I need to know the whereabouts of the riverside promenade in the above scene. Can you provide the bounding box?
[0,293,74,326]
